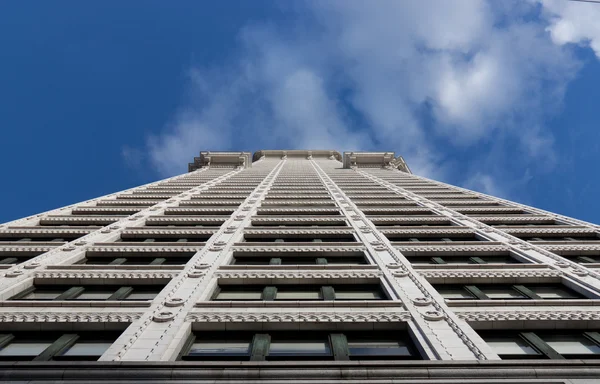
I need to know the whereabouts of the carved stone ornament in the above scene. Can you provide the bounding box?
[34,271,177,280]
[392,270,409,277]
[165,298,185,307]
[153,311,175,322]
[5,270,24,277]
[0,312,142,323]
[457,311,600,322]
[186,312,411,323]
[23,262,40,269]
[418,269,562,280]
[187,272,204,278]
[412,297,433,306]
[421,310,445,321]
[215,270,381,280]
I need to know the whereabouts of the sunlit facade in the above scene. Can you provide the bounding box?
[0,150,599,382]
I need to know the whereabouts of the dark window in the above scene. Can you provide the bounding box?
[213,285,387,301]
[407,255,520,264]
[179,331,420,361]
[435,284,584,301]
[0,331,120,361]
[232,256,367,265]
[386,236,481,242]
[480,330,600,359]
[243,237,356,243]
[81,256,191,265]
[10,285,164,301]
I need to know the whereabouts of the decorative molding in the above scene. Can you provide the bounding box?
[395,244,509,253]
[39,216,121,224]
[418,269,562,279]
[215,270,381,279]
[251,217,345,223]
[244,228,354,235]
[33,271,178,279]
[500,226,596,235]
[457,311,600,322]
[0,245,57,253]
[541,244,600,253]
[87,245,204,253]
[468,215,555,223]
[0,227,94,235]
[232,244,365,253]
[380,227,474,235]
[186,311,411,323]
[121,228,218,235]
[368,216,452,223]
[0,312,142,322]
[256,208,341,214]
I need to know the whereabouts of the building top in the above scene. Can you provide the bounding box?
[252,150,342,161]
[189,150,411,173]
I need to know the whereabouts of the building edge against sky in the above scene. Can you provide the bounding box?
[0,150,599,383]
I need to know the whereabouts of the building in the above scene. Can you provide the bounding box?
[0,149,599,383]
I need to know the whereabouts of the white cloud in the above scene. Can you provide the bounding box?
[465,172,507,198]
[137,0,584,185]
[541,0,600,57]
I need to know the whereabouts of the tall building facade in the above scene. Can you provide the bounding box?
[0,150,599,383]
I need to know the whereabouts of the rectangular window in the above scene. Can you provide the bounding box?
[435,284,583,301]
[480,331,600,359]
[11,285,164,301]
[483,335,541,356]
[0,331,121,361]
[268,334,332,360]
[180,331,421,361]
[0,342,52,357]
[60,342,112,357]
[527,286,581,299]
[276,288,321,300]
[346,332,414,359]
[479,287,526,300]
[213,285,386,301]
[541,334,600,355]
[214,288,263,301]
[436,286,475,300]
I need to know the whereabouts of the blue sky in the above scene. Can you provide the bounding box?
[0,0,599,224]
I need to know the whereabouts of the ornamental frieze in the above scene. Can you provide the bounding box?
[215,270,381,280]
[33,271,178,279]
[0,312,142,323]
[456,311,600,322]
[231,244,365,253]
[186,311,410,323]
[418,269,562,280]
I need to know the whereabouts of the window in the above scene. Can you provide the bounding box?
[346,333,416,359]
[10,285,164,301]
[232,256,367,265]
[212,285,386,301]
[244,236,356,243]
[386,236,480,242]
[179,331,421,361]
[435,284,584,301]
[0,331,121,361]
[268,335,332,360]
[82,256,192,265]
[406,255,520,264]
[480,331,600,359]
